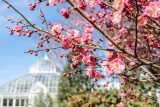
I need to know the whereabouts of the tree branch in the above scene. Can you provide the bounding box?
[134,0,139,57]
[2,0,54,37]
[66,0,160,70]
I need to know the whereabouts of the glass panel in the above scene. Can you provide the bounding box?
[25,99,28,106]
[21,99,25,106]
[3,99,7,106]
[9,99,13,106]
[16,99,19,106]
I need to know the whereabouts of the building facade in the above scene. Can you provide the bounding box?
[0,55,60,107]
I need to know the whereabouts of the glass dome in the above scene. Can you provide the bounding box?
[0,54,60,95]
[29,54,56,73]
[0,73,59,95]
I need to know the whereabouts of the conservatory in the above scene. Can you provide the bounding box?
[0,55,60,107]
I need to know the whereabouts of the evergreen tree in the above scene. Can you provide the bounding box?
[58,55,94,104]
[33,91,53,107]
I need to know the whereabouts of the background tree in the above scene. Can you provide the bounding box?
[58,53,94,103]
[59,86,159,107]
[33,91,54,107]
[59,58,160,106]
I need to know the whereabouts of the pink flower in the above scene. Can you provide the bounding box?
[67,29,80,37]
[120,92,127,98]
[51,24,62,34]
[86,67,98,77]
[130,60,136,68]
[111,11,122,25]
[85,26,94,36]
[102,58,125,75]
[83,54,97,66]
[116,102,125,107]
[49,0,60,6]
[26,30,32,37]
[13,26,22,32]
[81,35,92,44]
[86,0,98,7]
[97,12,106,18]
[119,28,128,38]
[143,2,160,18]
[61,38,72,50]
[61,8,70,18]
[29,3,37,10]
[98,1,107,9]
[86,67,105,80]
[138,15,148,27]
[12,26,22,35]
[108,41,115,49]
[102,61,115,75]
[77,0,86,10]
[109,58,125,74]
[107,51,118,61]
[112,0,130,11]
[112,0,125,11]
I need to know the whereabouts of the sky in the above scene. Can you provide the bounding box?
[0,0,65,85]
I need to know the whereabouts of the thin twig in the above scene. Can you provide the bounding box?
[134,0,139,57]
[40,9,49,30]
[24,47,62,53]
[2,0,54,38]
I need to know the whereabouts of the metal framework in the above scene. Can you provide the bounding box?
[0,55,60,107]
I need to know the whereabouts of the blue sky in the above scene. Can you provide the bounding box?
[0,0,65,85]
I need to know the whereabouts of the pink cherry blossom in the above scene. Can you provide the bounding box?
[61,38,72,50]
[112,0,125,11]
[86,67,105,80]
[49,0,60,6]
[85,26,94,36]
[61,8,70,18]
[119,28,128,38]
[116,102,125,107]
[130,60,137,68]
[112,0,130,11]
[109,58,125,74]
[12,26,22,35]
[111,11,122,25]
[86,0,98,7]
[107,51,118,61]
[26,30,32,37]
[143,1,160,18]
[29,3,37,11]
[83,54,97,66]
[81,35,92,44]
[51,24,62,34]
[138,15,148,27]
[102,61,115,75]
[102,58,125,76]
[98,1,107,9]
[120,92,127,99]
[108,41,115,49]
[97,12,106,18]
[77,0,86,10]
[86,68,98,77]
[67,29,80,37]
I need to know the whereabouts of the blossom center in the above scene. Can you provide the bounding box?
[151,7,158,13]
[115,63,120,68]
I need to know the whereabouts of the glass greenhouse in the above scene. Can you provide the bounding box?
[0,55,60,107]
